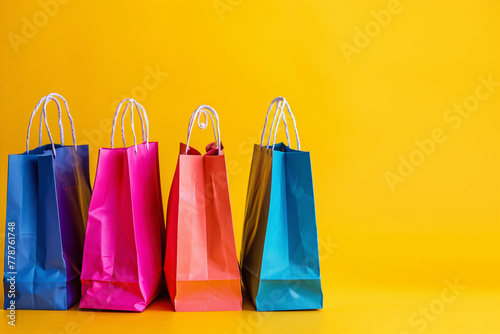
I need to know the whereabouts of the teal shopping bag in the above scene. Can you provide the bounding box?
[240,97,323,311]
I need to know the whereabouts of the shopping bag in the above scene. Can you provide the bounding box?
[164,105,242,312]
[240,97,323,311]
[79,98,165,312]
[3,93,91,310]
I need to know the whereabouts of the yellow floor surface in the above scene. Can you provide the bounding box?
[2,284,499,334]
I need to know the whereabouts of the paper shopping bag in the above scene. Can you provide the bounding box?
[240,97,323,311]
[3,93,91,310]
[164,105,242,312]
[79,99,165,312]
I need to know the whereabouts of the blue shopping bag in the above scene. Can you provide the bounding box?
[3,93,91,310]
[240,97,323,311]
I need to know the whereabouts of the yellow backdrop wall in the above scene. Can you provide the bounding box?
[0,1,499,333]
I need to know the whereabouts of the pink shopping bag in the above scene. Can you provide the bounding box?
[79,98,165,311]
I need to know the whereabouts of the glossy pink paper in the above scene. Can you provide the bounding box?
[80,142,165,312]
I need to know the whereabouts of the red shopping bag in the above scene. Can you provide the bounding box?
[164,105,242,312]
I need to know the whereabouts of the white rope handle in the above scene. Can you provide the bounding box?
[121,100,148,148]
[27,93,76,154]
[121,102,135,150]
[27,96,61,153]
[41,105,57,157]
[187,107,218,146]
[268,97,300,150]
[185,105,221,155]
[133,100,149,146]
[111,98,149,154]
[260,96,290,146]
[26,96,57,156]
[38,97,63,147]
[262,97,291,148]
[43,93,77,151]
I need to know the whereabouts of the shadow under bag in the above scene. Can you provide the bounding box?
[79,99,165,312]
[3,94,91,310]
[240,97,323,311]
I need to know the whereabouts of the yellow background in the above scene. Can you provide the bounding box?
[1,0,499,333]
